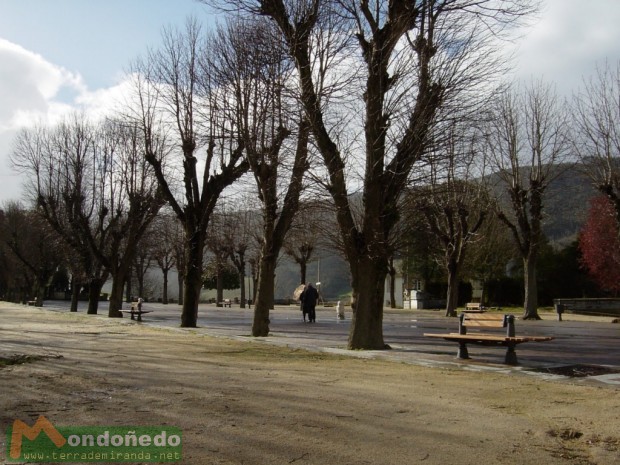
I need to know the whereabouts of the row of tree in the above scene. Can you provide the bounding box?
[4,1,620,349]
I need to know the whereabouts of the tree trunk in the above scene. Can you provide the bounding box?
[86,278,104,315]
[445,259,460,317]
[522,255,541,320]
[70,277,80,312]
[252,258,275,337]
[348,259,387,350]
[388,258,396,308]
[181,236,204,327]
[239,267,246,309]
[162,269,169,304]
[108,271,126,318]
[445,274,459,318]
[34,280,44,307]
[177,271,184,306]
[300,261,307,285]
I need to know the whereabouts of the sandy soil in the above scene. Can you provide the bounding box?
[0,302,618,465]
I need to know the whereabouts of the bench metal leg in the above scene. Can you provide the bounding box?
[504,345,518,365]
[130,312,136,321]
[457,342,470,359]
[137,312,142,322]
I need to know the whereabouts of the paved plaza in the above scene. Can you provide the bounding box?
[40,300,620,386]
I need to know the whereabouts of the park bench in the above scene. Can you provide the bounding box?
[424,312,554,365]
[221,299,232,308]
[119,301,152,322]
[465,302,484,312]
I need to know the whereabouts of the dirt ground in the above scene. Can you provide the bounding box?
[0,302,618,465]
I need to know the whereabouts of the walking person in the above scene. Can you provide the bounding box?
[300,283,319,323]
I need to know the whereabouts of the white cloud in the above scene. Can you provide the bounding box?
[0,38,87,130]
[0,38,134,204]
[509,0,620,94]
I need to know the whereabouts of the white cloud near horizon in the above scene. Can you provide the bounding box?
[0,38,134,131]
[0,38,137,204]
[0,38,87,130]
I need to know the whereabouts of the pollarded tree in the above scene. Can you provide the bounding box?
[579,196,620,295]
[205,210,234,305]
[129,18,249,327]
[412,124,490,317]
[283,202,323,287]
[89,118,166,317]
[10,114,164,316]
[486,81,571,319]
[219,198,256,309]
[149,212,178,304]
[205,0,536,348]
[574,61,620,224]
[10,115,110,314]
[210,18,312,336]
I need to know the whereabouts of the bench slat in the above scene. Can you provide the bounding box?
[462,313,505,327]
[464,320,504,327]
[424,333,554,343]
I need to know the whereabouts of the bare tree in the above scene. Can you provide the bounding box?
[93,119,166,316]
[133,232,156,300]
[486,81,571,319]
[219,198,256,308]
[129,18,249,327]
[11,115,111,314]
[149,212,178,304]
[574,60,620,224]
[205,211,233,305]
[210,18,311,336]
[464,210,515,305]
[204,0,535,348]
[411,125,490,316]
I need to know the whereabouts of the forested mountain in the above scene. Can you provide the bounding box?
[491,163,597,247]
[272,163,599,300]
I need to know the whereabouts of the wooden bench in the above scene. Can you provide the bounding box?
[465,302,484,312]
[424,313,554,365]
[119,301,152,322]
[221,299,232,308]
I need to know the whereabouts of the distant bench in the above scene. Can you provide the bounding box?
[424,312,554,365]
[465,302,484,313]
[119,301,152,322]
[220,299,232,308]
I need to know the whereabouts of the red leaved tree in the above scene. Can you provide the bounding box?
[579,196,620,295]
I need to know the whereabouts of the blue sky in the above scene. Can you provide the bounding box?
[1,0,620,204]
[0,0,214,90]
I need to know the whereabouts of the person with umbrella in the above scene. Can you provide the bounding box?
[299,283,319,323]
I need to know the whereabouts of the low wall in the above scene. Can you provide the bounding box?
[554,298,620,317]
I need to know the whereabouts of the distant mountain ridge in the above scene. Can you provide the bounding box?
[490,163,598,247]
[273,163,598,299]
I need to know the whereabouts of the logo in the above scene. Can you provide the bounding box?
[10,416,66,459]
[6,416,182,463]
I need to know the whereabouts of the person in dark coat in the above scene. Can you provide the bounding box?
[300,283,319,323]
